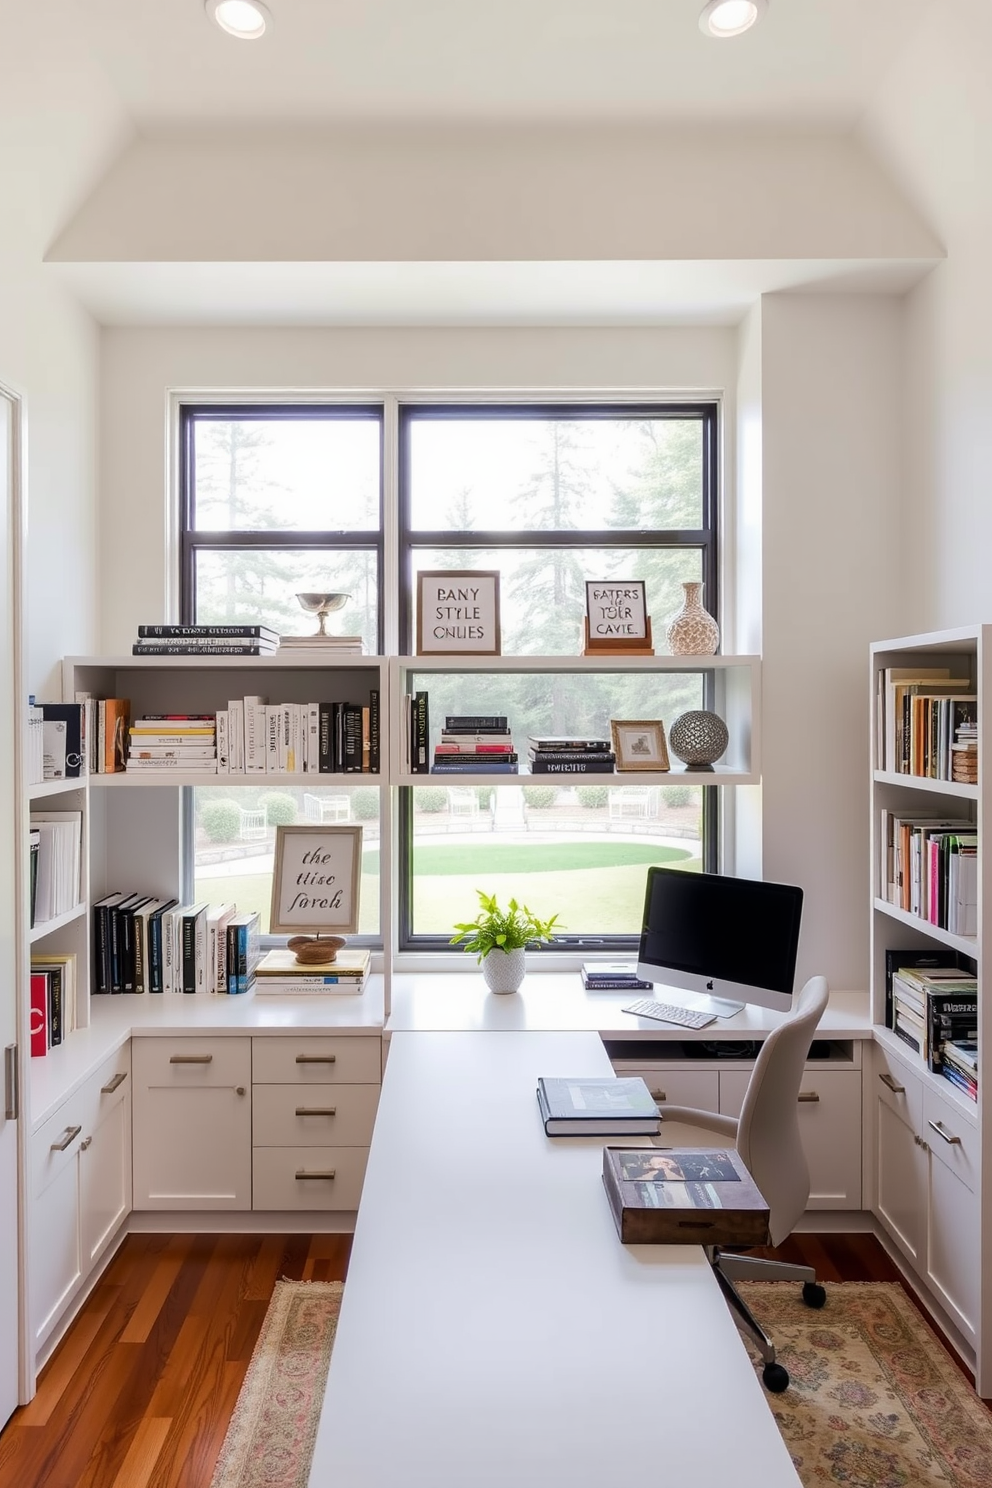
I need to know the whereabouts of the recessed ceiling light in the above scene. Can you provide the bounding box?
[205,0,271,40]
[699,0,767,38]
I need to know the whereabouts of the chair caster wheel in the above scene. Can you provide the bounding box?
[762,1362,790,1393]
[802,1281,827,1309]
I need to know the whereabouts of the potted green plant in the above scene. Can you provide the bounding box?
[450,890,561,994]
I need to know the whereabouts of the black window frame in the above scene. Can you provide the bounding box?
[396,400,720,953]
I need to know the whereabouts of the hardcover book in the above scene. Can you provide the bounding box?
[602,1146,770,1246]
[536,1076,660,1135]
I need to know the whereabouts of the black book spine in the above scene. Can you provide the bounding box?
[108,904,124,993]
[343,704,363,772]
[120,903,143,993]
[529,750,615,763]
[132,643,272,656]
[319,703,332,773]
[148,912,163,993]
[47,969,63,1047]
[41,704,85,777]
[29,842,39,929]
[92,905,111,994]
[137,624,277,639]
[529,759,615,773]
[333,702,345,774]
[413,691,430,773]
[446,715,506,729]
[182,914,197,994]
[369,689,380,774]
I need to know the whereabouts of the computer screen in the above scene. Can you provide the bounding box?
[636,866,804,1016]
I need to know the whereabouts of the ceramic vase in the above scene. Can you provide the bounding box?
[666,581,720,656]
[482,947,526,994]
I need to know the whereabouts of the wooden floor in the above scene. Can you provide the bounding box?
[0,1230,951,1488]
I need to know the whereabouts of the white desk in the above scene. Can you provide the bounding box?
[308,1030,801,1488]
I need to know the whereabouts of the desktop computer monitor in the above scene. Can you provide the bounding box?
[636,866,804,1017]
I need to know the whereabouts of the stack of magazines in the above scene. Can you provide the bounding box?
[133,624,280,656]
[581,962,652,992]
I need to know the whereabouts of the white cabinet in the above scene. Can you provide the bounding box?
[29,1045,131,1359]
[251,1036,380,1212]
[131,1037,251,1210]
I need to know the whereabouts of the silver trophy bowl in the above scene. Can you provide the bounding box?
[295,592,351,637]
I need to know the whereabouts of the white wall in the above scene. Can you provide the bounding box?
[862,0,992,630]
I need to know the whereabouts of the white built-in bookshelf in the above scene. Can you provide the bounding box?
[869,627,990,1391]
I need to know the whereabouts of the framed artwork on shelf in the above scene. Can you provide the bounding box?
[585,580,648,642]
[416,570,501,656]
[269,824,363,936]
[610,719,670,772]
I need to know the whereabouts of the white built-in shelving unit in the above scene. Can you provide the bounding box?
[868,627,990,1392]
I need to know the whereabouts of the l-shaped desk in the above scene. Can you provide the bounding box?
[307,979,871,1487]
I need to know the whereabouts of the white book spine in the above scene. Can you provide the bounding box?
[227,700,244,772]
[266,706,280,773]
[245,698,266,773]
[288,704,301,773]
[277,704,290,772]
[306,702,319,772]
[216,709,230,775]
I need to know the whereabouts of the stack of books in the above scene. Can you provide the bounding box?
[889,961,977,1068]
[581,961,652,992]
[126,715,218,774]
[252,946,371,994]
[952,715,978,785]
[431,714,519,774]
[939,1039,977,1101]
[279,633,364,654]
[528,736,616,774]
[29,952,77,1057]
[132,624,280,656]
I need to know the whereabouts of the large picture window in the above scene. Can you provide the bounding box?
[179,398,720,954]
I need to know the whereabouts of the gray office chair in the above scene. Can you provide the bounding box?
[658,974,830,1393]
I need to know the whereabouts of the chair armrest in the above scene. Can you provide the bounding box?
[658,1106,739,1139]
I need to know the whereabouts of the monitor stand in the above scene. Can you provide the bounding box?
[674,991,745,1019]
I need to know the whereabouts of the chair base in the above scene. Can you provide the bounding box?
[707,1248,823,1393]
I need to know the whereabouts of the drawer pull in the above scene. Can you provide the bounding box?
[296,1054,336,1064]
[649,1090,667,1103]
[236,1087,246,1096]
[295,1169,336,1180]
[51,1125,81,1152]
[928,1119,962,1146]
[170,1054,214,1064]
[80,1136,92,1151]
[879,1072,905,1094]
[798,1092,820,1103]
[296,1106,337,1116]
[101,1071,127,1094]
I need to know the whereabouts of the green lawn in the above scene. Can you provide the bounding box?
[365,842,692,875]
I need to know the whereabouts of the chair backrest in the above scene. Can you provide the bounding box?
[735,975,830,1246]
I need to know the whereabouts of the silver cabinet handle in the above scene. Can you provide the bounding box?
[928,1119,962,1146]
[798,1092,820,1103]
[101,1071,127,1094]
[51,1125,81,1152]
[879,1072,905,1094]
[296,1054,336,1064]
[80,1136,92,1151]
[296,1106,337,1116]
[295,1169,336,1180]
[648,1089,667,1103]
[170,1054,213,1064]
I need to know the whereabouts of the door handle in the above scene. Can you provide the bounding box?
[170,1054,213,1064]
[927,1119,962,1146]
[648,1090,667,1103]
[879,1071,905,1094]
[296,1054,336,1064]
[101,1071,128,1094]
[296,1107,337,1116]
[295,1169,336,1180]
[51,1125,82,1152]
[4,1045,17,1121]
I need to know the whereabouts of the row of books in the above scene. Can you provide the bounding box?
[29,810,82,926]
[92,893,260,996]
[878,810,977,934]
[877,663,978,780]
[29,952,77,1058]
[886,951,978,1099]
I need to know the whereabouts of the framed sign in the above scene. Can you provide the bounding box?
[269,824,363,935]
[610,719,670,772]
[585,580,648,643]
[416,570,501,656]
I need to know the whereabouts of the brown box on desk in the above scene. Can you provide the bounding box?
[602,1146,771,1246]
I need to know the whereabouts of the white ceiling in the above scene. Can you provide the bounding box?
[80,0,932,128]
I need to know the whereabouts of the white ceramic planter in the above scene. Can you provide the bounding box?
[481,947,526,994]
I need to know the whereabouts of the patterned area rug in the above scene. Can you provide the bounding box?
[739,1282,992,1486]
[209,1280,342,1488]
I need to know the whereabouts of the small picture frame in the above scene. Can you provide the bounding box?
[585,580,648,643]
[611,720,670,773]
[269,824,363,935]
[416,570,501,656]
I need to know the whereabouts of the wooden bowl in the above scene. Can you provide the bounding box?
[287,935,347,965]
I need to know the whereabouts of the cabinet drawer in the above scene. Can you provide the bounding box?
[873,1045,923,1132]
[614,1067,719,1113]
[252,1084,379,1147]
[133,1036,251,1088]
[923,1085,979,1191]
[252,1037,380,1085]
[252,1146,369,1211]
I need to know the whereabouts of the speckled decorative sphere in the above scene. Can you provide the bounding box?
[668,710,729,769]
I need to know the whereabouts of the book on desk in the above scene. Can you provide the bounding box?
[536,1075,660,1135]
[602,1145,770,1245]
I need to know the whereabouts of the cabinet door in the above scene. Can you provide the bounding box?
[874,1087,926,1268]
[132,1038,251,1210]
[0,390,19,1422]
[80,1094,131,1268]
[30,1154,82,1354]
[922,1087,979,1342]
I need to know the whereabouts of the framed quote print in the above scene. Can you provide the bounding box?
[416,571,501,656]
[269,824,363,935]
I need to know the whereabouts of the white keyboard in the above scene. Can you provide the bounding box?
[623,998,717,1029]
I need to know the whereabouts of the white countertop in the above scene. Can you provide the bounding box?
[309,1030,801,1488]
[387,972,871,1039]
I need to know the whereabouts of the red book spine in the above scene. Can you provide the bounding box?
[30,972,48,1057]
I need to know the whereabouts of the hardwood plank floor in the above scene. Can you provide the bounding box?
[0,1230,957,1487]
